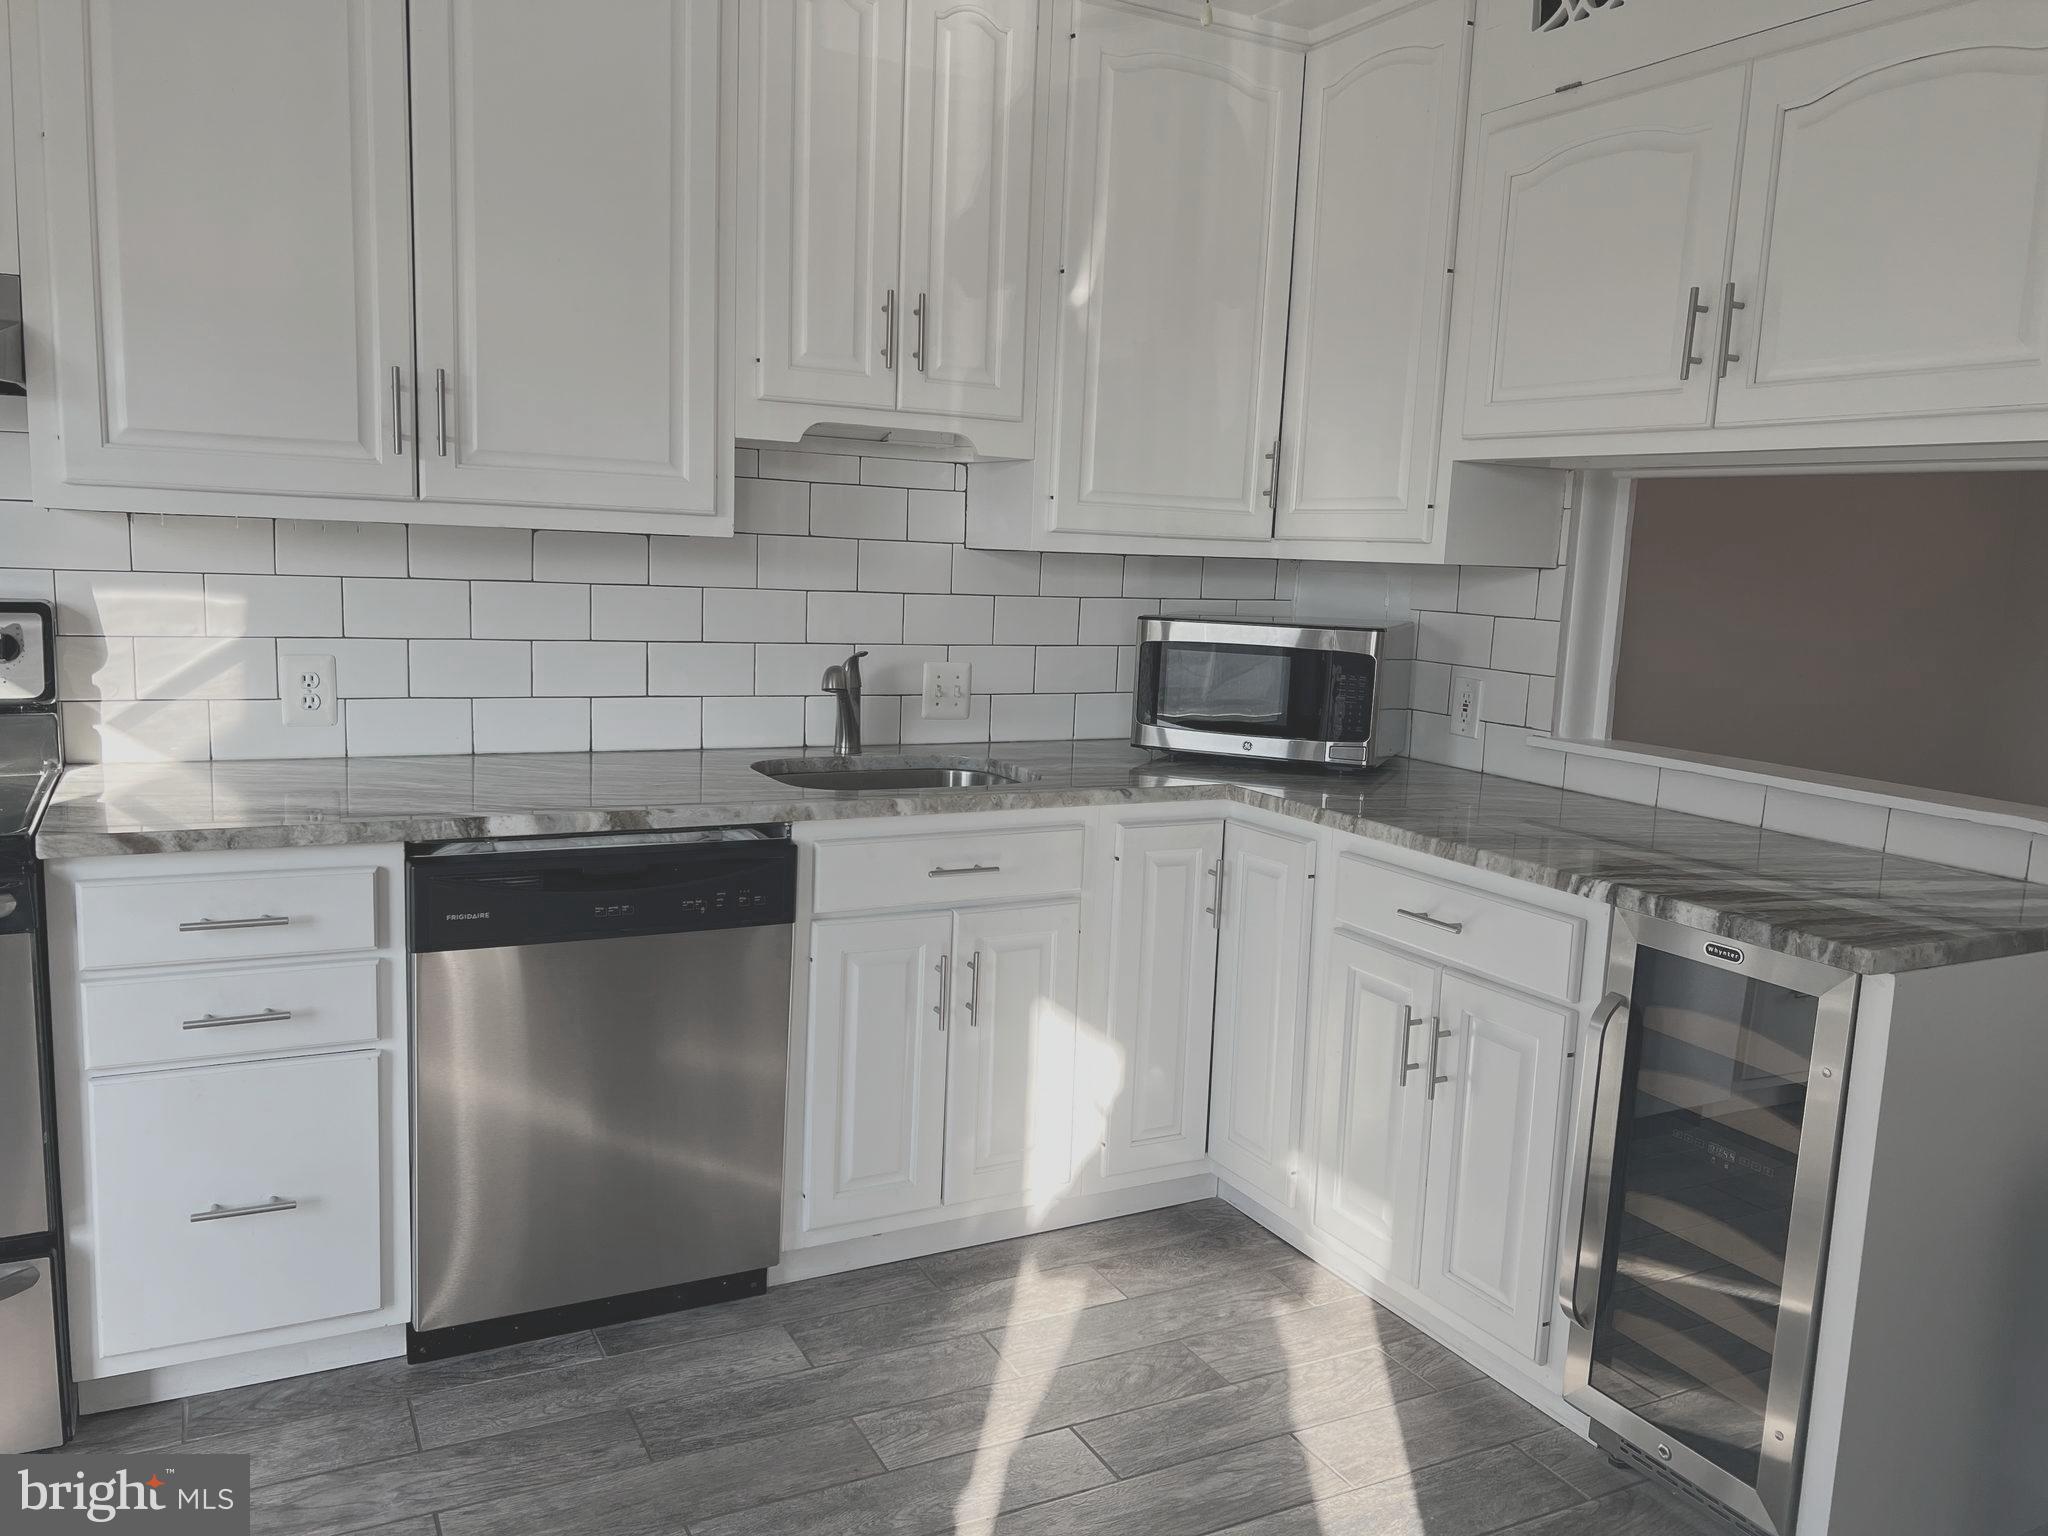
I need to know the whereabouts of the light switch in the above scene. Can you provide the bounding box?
[922,661,970,720]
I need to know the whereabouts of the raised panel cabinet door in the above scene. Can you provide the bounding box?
[1097,818,1224,1177]
[897,0,1039,424]
[1310,932,1433,1282]
[1460,65,1748,438]
[409,0,719,514]
[1718,0,2048,429]
[803,913,951,1230]
[1419,972,1569,1360]
[1209,823,1315,1210]
[1274,0,1467,545]
[29,0,417,498]
[1052,6,1304,539]
[945,900,1080,1204]
[744,0,908,413]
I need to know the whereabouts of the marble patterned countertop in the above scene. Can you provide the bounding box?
[37,739,2048,975]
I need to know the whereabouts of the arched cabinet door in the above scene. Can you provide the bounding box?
[1717,0,2048,428]
[1460,64,1747,439]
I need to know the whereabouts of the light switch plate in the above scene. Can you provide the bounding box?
[922,661,970,720]
[281,653,338,727]
[1451,674,1481,739]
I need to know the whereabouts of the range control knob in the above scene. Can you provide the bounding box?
[0,626,23,664]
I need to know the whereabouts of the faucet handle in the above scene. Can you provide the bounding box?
[820,664,846,693]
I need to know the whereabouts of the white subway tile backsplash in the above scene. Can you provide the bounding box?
[1525,675,1557,731]
[61,700,211,763]
[735,448,760,477]
[1762,787,1890,852]
[649,642,754,696]
[343,577,467,639]
[734,478,810,535]
[275,520,408,577]
[0,507,129,570]
[758,448,858,484]
[1405,566,1461,614]
[590,585,702,642]
[860,457,956,491]
[533,641,645,697]
[55,637,134,701]
[1075,693,1132,739]
[1034,645,1116,693]
[1079,597,1157,646]
[1417,611,1493,668]
[0,570,57,603]
[410,640,530,698]
[1490,617,1560,675]
[804,693,901,749]
[653,532,757,588]
[1536,565,1567,622]
[906,490,967,544]
[1409,709,1484,772]
[132,514,273,575]
[899,692,992,745]
[856,644,947,695]
[347,698,474,757]
[206,575,342,638]
[951,547,1040,596]
[1563,752,1661,807]
[994,693,1074,741]
[534,530,649,585]
[1040,554,1124,598]
[858,541,951,593]
[810,483,908,540]
[134,638,278,701]
[904,594,994,645]
[1409,660,1452,715]
[1481,724,1566,788]
[807,590,903,644]
[758,535,858,591]
[473,581,590,640]
[320,639,411,698]
[1884,810,2033,879]
[57,572,206,636]
[948,645,1034,694]
[1201,559,1278,600]
[994,596,1079,645]
[1457,566,1539,618]
[408,525,532,580]
[473,697,591,754]
[1123,556,1202,598]
[208,699,347,761]
[753,643,841,696]
[702,695,804,749]
[1658,769,1767,827]
[1454,667,1529,726]
[591,697,702,752]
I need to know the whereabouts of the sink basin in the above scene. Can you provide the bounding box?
[751,756,1031,792]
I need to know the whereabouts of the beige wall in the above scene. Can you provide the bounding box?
[1612,472,2048,809]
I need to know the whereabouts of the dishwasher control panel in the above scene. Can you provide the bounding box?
[410,835,797,953]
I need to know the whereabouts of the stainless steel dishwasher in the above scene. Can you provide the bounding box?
[408,828,796,1359]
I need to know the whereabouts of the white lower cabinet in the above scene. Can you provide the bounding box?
[802,897,1079,1232]
[1209,822,1316,1210]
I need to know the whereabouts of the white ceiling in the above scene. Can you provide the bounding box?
[1154,0,1406,44]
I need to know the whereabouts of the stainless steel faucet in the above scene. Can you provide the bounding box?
[820,650,868,756]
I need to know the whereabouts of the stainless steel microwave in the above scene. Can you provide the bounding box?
[1131,616,1407,768]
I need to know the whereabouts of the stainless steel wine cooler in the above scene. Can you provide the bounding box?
[1559,913,1860,1536]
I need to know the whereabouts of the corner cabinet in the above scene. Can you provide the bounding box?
[736,0,1044,457]
[15,0,727,531]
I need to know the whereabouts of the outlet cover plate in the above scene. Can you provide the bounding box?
[1451,674,1481,739]
[281,653,339,727]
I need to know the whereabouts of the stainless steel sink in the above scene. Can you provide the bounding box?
[751,756,1030,792]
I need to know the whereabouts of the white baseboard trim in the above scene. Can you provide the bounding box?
[79,1325,407,1414]
[770,1174,1221,1283]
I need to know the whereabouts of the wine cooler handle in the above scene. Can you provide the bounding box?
[1559,989,1631,1329]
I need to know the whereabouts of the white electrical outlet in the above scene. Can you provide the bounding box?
[281,653,339,727]
[1451,674,1482,739]
[922,661,970,720]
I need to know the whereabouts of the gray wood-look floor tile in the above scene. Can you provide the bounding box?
[690,1427,1112,1536]
[790,1264,1126,1366]
[1217,1443,1583,1536]
[1495,1482,1731,1535]
[68,1399,186,1453]
[633,1334,1008,1461]
[1292,1377,1553,1490]
[1075,1346,1436,1478]
[437,1419,883,1536]
[181,1401,419,1487]
[187,1333,605,1438]
[1515,1427,1642,1501]
[409,1326,810,1450]
[916,1200,1248,1291]
[1085,1225,1305,1299]
[1264,1253,1364,1306]
[972,1432,1346,1536]
[1181,1291,1415,1382]
[251,1409,646,1536]
[1382,1330,1489,1388]
[595,1262,939,1357]
[853,1340,1226,1470]
[987,1266,1313,1375]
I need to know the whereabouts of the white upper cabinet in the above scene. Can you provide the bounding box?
[944,900,1080,1204]
[1095,817,1224,1179]
[1460,65,1750,438]
[1274,0,1467,546]
[1717,0,2048,429]
[1209,822,1315,1211]
[408,0,719,515]
[738,0,1040,453]
[897,0,1039,424]
[1050,6,1304,540]
[24,0,417,502]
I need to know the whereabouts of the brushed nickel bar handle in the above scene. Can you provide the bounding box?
[190,1196,297,1224]
[182,1009,293,1032]
[913,292,928,373]
[1398,1006,1425,1088]
[1205,861,1221,928]
[435,367,450,456]
[1559,991,1631,1328]
[1717,281,1747,379]
[929,864,1000,878]
[390,364,406,455]
[882,289,898,371]
[1426,1018,1452,1101]
[1396,908,1464,935]
[965,952,981,1026]
[935,954,949,1032]
[178,915,290,933]
[1264,441,1280,509]
[1679,286,1711,381]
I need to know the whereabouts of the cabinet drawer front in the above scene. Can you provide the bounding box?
[81,960,381,1072]
[74,867,378,971]
[89,1054,382,1359]
[811,825,1086,914]
[1334,854,1581,1001]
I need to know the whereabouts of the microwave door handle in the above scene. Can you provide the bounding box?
[1559,990,1632,1330]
